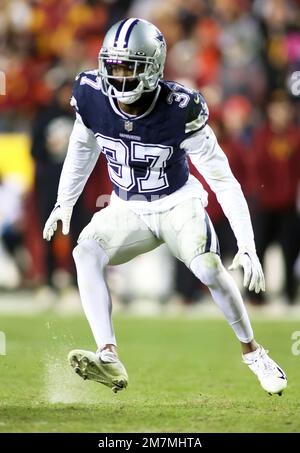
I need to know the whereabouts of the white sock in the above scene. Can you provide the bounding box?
[73,239,116,348]
[97,349,118,363]
[190,253,254,343]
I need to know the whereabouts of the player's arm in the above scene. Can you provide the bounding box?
[43,116,100,241]
[181,124,265,293]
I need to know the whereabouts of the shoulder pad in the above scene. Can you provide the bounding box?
[161,80,209,134]
[73,70,101,93]
[75,69,98,82]
[185,91,209,135]
[161,80,194,109]
[70,69,101,112]
[70,70,101,127]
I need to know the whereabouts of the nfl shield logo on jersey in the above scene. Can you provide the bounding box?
[124,120,133,132]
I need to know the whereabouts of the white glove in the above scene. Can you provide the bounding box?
[228,248,265,294]
[43,204,73,241]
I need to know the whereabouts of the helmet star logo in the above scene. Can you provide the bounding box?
[155,33,165,45]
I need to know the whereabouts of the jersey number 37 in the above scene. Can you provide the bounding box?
[96,133,173,192]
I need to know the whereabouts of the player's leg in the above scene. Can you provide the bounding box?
[69,201,162,392]
[160,197,287,395]
[189,252,286,395]
[160,198,254,343]
[73,203,161,348]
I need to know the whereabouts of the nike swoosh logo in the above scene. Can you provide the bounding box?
[277,367,286,380]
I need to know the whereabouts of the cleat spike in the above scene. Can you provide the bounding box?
[68,349,128,391]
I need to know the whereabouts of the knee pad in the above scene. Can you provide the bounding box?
[190,252,223,287]
[73,239,109,269]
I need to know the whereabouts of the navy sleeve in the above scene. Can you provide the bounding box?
[184,91,209,136]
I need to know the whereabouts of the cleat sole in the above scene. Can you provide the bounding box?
[268,390,284,396]
[68,349,128,392]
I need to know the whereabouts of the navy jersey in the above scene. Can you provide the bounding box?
[71,70,209,201]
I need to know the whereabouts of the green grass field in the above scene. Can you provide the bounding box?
[0,312,299,433]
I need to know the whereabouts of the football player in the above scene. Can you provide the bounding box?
[43,18,287,395]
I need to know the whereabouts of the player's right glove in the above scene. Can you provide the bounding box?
[43,204,73,241]
[228,248,265,294]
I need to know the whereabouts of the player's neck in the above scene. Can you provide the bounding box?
[117,90,156,116]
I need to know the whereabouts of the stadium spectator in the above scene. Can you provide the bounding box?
[251,91,300,304]
[31,79,89,289]
[0,175,28,288]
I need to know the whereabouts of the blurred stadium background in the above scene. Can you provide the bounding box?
[0,0,299,315]
[0,0,300,434]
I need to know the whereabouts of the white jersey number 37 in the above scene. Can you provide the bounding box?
[96,134,173,192]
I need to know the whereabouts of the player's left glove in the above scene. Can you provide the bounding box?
[229,248,265,294]
[43,204,73,241]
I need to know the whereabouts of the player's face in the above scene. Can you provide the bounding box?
[104,60,145,92]
[110,63,135,78]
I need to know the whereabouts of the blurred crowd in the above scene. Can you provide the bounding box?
[0,0,300,307]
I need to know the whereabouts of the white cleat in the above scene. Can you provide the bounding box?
[243,346,287,395]
[68,349,128,393]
